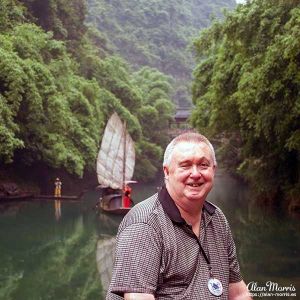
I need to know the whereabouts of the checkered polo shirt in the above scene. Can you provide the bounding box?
[107,187,242,299]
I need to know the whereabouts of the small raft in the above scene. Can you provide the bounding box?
[34,195,82,200]
[34,191,85,201]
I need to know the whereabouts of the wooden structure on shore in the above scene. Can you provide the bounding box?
[168,106,193,137]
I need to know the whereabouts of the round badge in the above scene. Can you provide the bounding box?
[208,278,223,296]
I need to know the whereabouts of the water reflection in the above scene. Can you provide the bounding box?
[0,195,103,300]
[96,236,116,295]
[234,211,300,288]
[208,171,300,295]
[0,174,299,300]
[54,200,61,220]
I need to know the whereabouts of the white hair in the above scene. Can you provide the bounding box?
[163,132,217,167]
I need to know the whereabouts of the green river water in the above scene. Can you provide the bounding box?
[0,172,299,300]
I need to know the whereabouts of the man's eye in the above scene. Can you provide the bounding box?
[200,162,209,168]
[180,164,190,168]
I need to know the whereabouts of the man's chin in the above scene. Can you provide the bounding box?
[185,187,212,202]
[185,192,206,202]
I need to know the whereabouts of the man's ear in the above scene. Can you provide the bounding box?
[163,166,169,179]
[212,165,217,175]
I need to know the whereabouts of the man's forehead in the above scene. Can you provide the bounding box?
[172,141,212,158]
[174,141,209,150]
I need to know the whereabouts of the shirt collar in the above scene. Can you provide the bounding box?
[158,186,216,225]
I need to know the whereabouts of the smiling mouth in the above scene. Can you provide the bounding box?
[187,183,202,187]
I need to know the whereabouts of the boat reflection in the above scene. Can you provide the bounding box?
[95,212,122,297]
[96,236,116,296]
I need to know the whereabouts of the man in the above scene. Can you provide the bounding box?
[107,132,251,300]
[54,178,62,197]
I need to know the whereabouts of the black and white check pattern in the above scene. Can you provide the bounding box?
[107,187,242,299]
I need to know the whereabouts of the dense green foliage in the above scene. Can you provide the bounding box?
[192,0,300,207]
[132,67,175,179]
[21,0,87,44]
[0,20,105,176]
[0,0,174,181]
[86,0,235,106]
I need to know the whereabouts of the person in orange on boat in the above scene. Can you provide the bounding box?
[54,178,62,197]
[123,184,132,208]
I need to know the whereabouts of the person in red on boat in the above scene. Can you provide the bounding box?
[122,184,132,208]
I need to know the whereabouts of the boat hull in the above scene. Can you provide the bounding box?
[97,194,132,215]
[100,207,131,215]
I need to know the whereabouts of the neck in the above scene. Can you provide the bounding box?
[175,198,203,238]
[166,184,204,226]
[177,202,203,227]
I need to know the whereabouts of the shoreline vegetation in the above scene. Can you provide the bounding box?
[191,0,300,214]
[0,0,176,192]
[0,0,299,215]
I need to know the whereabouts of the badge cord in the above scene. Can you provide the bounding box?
[196,214,223,297]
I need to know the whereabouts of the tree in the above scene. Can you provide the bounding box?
[0,0,176,183]
[0,0,25,32]
[20,0,87,42]
[192,0,300,208]
[86,0,236,104]
[0,23,105,176]
[132,67,175,146]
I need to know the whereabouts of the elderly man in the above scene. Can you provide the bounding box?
[107,132,251,300]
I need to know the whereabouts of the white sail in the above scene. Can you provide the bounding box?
[96,113,135,189]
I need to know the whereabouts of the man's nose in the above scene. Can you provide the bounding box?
[190,165,201,177]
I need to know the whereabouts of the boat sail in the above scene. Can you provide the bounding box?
[96,112,135,213]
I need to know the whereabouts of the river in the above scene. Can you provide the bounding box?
[0,171,299,300]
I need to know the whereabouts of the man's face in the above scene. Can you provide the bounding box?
[164,141,216,205]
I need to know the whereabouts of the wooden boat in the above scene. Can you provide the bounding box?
[96,112,136,214]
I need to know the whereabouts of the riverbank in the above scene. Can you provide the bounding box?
[0,162,98,198]
[1,162,299,217]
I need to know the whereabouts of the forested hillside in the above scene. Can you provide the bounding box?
[2,0,298,211]
[0,0,174,187]
[192,0,300,210]
[86,0,236,106]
